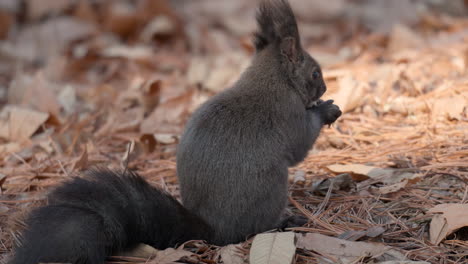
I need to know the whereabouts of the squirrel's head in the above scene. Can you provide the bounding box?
[254,0,326,108]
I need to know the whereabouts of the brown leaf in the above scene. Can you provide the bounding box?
[102,1,139,38]
[140,134,157,153]
[147,247,194,264]
[100,44,154,61]
[377,260,430,264]
[140,79,162,114]
[338,226,386,241]
[71,145,88,171]
[140,89,197,134]
[331,74,367,113]
[428,203,468,245]
[0,106,49,142]
[379,180,409,195]
[432,97,466,121]
[188,53,249,93]
[8,74,61,118]
[119,243,158,258]
[296,233,406,263]
[218,244,246,264]
[327,164,418,182]
[1,16,95,62]
[387,24,424,54]
[140,15,177,42]
[26,0,74,20]
[0,8,13,39]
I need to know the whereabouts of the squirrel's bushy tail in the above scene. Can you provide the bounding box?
[254,0,300,51]
[10,169,212,264]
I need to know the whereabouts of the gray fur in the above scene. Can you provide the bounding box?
[177,0,341,245]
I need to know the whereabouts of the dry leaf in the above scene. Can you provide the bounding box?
[100,44,154,61]
[102,1,139,38]
[8,74,62,118]
[0,106,49,142]
[140,89,197,134]
[140,15,176,42]
[386,96,428,115]
[379,180,409,195]
[0,16,95,62]
[378,261,430,264]
[327,164,420,186]
[0,8,13,39]
[0,142,21,154]
[140,79,162,114]
[71,145,88,171]
[188,53,249,93]
[119,243,158,258]
[57,85,77,115]
[331,74,367,113]
[147,247,194,264]
[296,233,406,263]
[428,203,468,245]
[249,232,296,264]
[338,226,386,241]
[432,97,466,121]
[27,0,73,20]
[218,244,246,264]
[387,24,423,54]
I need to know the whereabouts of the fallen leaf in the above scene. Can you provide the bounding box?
[386,96,428,115]
[57,85,77,115]
[432,97,466,121]
[249,232,296,264]
[387,24,424,54]
[148,247,194,264]
[218,244,246,264]
[331,74,367,113]
[102,1,139,38]
[378,261,430,264]
[327,164,420,185]
[71,145,88,171]
[140,79,162,114]
[311,173,355,194]
[296,233,406,263]
[0,142,22,153]
[379,180,409,195]
[0,16,95,62]
[188,53,249,93]
[8,74,62,118]
[140,15,176,42]
[0,8,13,39]
[140,89,197,134]
[0,106,49,142]
[338,226,386,241]
[27,0,74,20]
[428,203,468,245]
[100,44,154,61]
[119,243,158,258]
[140,134,157,153]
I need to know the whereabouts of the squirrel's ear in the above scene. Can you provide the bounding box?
[280,37,300,63]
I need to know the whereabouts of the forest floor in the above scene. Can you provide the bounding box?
[0,0,467,263]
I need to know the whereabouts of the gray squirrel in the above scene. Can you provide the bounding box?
[10,0,341,263]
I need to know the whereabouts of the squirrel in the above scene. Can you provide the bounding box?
[10,0,341,263]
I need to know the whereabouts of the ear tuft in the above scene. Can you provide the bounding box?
[254,0,301,52]
[280,37,299,63]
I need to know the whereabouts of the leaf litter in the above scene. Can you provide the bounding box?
[0,0,467,263]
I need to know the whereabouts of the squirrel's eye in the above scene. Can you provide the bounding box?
[312,71,320,79]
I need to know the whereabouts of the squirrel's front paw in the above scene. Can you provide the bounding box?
[317,99,342,125]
